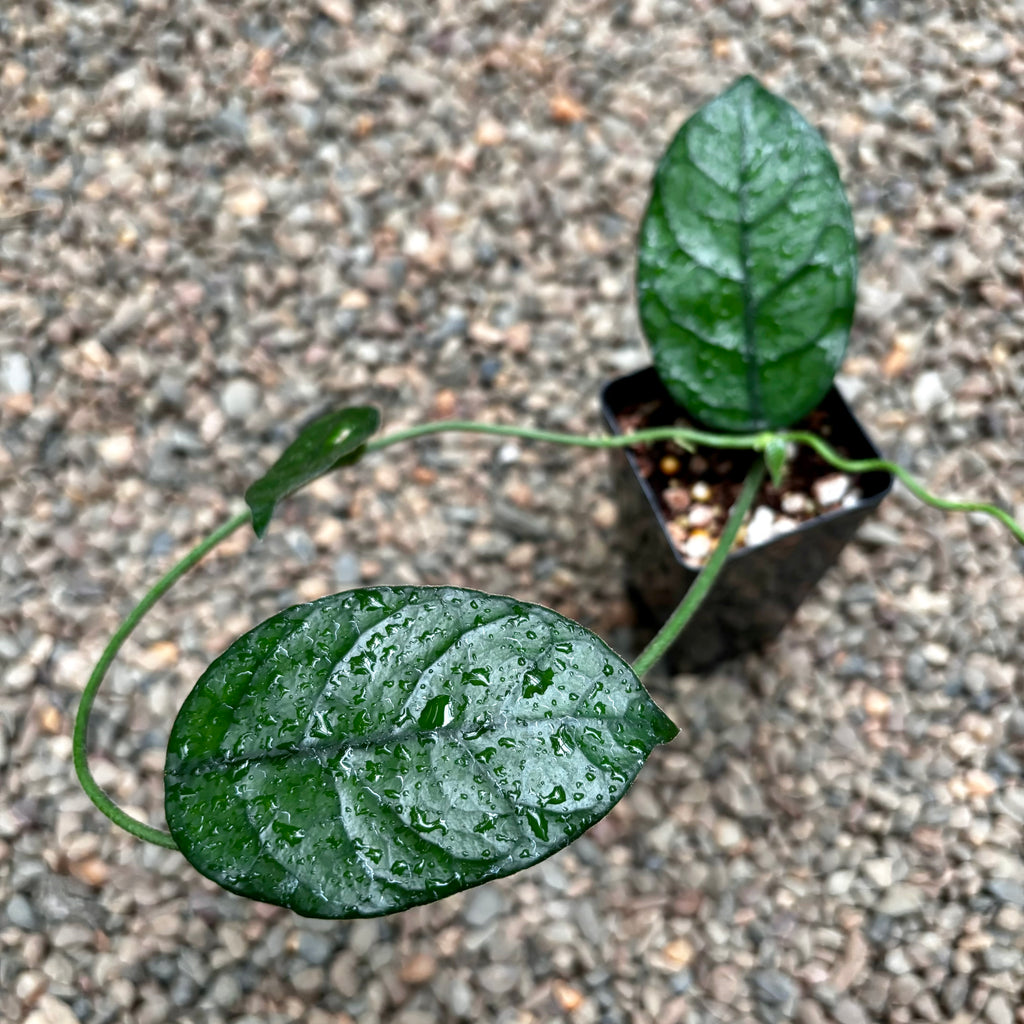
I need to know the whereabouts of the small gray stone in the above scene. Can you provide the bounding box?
[982,945,1021,972]
[169,975,198,1008]
[220,378,262,420]
[883,948,912,975]
[708,965,740,1004]
[795,1000,827,1024]
[333,552,361,586]
[7,892,37,929]
[478,963,518,995]
[940,975,968,1015]
[861,858,894,889]
[155,369,187,409]
[985,993,1013,1024]
[463,888,505,928]
[911,371,947,413]
[876,883,924,917]
[913,991,941,1023]
[985,878,1024,906]
[208,972,242,1007]
[1,352,33,394]
[750,968,796,1007]
[292,966,324,995]
[23,995,80,1024]
[889,973,923,1005]
[826,870,855,896]
[297,931,334,966]
[442,977,474,1017]
[831,997,869,1024]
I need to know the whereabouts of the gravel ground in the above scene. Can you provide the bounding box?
[3,2,1024,1022]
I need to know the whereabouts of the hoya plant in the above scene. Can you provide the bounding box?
[75,77,1023,919]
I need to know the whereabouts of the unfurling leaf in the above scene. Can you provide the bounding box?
[637,76,857,432]
[763,436,789,488]
[164,587,677,918]
[244,406,380,538]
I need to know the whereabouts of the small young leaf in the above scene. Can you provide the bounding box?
[245,406,380,538]
[763,436,788,488]
[165,586,677,918]
[636,76,857,432]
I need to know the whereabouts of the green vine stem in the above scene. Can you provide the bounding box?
[631,459,766,678]
[777,430,1024,544]
[76,416,1024,849]
[73,509,252,850]
[365,421,1024,545]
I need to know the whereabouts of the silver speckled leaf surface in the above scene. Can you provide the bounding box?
[637,76,857,432]
[164,586,677,918]
[244,406,380,538]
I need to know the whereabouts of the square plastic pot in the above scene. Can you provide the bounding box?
[601,366,894,672]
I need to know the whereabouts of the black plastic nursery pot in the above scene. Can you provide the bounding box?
[601,366,894,673]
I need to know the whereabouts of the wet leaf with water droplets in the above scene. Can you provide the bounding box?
[636,76,856,431]
[165,586,677,918]
[244,406,380,538]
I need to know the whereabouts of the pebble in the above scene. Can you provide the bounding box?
[877,883,926,917]
[941,975,969,1015]
[333,552,361,586]
[713,818,744,850]
[1,352,33,394]
[982,946,1021,972]
[751,968,796,1007]
[296,932,333,966]
[984,993,1013,1024]
[24,996,80,1024]
[687,504,715,529]
[746,505,776,546]
[985,879,1024,907]
[399,954,437,985]
[812,473,851,507]
[708,965,740,1004]
[831,998,870,1024]
[681,529,712,563]
[883,948,912,975]
[68,858,109,887]
[911,371,948,413]
[861,859,894,889]
[662,939,694,968]
[7,893,37,930]
[552,980,584,1011]
[220,378,262,420]
[463,888,505,928]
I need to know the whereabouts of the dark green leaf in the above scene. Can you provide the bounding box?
[636,76,857,432]
[244,407,380,538]
[763,436,788,488]
[165,587,677,919]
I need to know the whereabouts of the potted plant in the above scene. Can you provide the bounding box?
[602,75,894,671]
[73,77,1023,921]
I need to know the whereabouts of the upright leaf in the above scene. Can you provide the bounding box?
[637,76,857,432]
[165,587,677,918]
[245,406,380,538]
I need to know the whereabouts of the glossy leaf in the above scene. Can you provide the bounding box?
[165,586,677,918]
[637,76,857,432]
[245,406,380,538]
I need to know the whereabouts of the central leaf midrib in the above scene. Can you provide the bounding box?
[172,709,634,778]
[735,88,764,425]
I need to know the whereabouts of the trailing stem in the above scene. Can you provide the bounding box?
[366,421,1024,545]
[73,510,251,850]
[75,416,1023,848]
